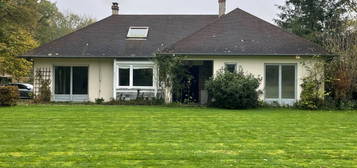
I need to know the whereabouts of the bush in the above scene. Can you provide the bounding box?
[0,86,19,106]
[205,70,261,109]
[95,98,105,104]
[296,77,324,110]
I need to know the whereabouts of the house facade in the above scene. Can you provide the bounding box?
[23,1,329,104]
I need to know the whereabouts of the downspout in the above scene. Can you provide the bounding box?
[113,59,117,100]
[98,60,102,98]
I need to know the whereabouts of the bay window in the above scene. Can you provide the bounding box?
[117,63,155,88]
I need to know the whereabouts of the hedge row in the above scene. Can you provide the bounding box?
[0,86,19,106]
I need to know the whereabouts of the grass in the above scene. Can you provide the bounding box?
[0,105,357,168]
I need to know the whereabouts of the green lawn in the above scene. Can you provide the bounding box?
[0,105,357,168]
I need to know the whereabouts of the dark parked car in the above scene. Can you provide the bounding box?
[7,83,33,99]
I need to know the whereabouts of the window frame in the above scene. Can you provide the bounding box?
[126,26,149,39]
[117,62,155,89]
[224,62,238,73]
[53,65,89,95]
[264,63,297,102]
[118,66,131,87]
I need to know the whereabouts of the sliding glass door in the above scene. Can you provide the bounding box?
[265,64,296,104]
[72,67,88,95]
[54,66,88,101]
[55,67,71,95]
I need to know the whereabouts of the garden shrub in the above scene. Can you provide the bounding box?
[297,77,324,110]
[0,86,19,106]
[95,98,105,104]
[205,70,261,109]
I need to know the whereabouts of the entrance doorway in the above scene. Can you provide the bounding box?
[173,61,213,104]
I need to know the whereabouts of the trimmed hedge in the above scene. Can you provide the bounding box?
[0,86,19,106]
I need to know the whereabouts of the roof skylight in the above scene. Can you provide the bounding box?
[127,26,149,39]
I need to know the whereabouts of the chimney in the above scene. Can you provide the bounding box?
[112,2,119,15]
[218,0,226,17]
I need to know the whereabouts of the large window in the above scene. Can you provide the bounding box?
[265,64,296,100]
[118,64,154,88]
[55,66,88,95]
[133,68,153,86]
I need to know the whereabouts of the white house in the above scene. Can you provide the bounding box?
[22,1,329,105]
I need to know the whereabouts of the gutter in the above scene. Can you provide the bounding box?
[19,55,155,59]
[20,53,337,59]
[157,52,336,57]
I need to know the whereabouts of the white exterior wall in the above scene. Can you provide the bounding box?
[33,56,318,103]
[33,58,113,102]
[187,56,317,101]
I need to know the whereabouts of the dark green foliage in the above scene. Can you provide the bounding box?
[95,98,105,104]
[297,77,324,110]
[205,70,261,109]
[275,0,356,43]
[0,86,19,106]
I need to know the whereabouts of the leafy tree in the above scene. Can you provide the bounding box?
[35,0,96,44]
[0,0,39,80]
[0,0,95,80]
[53,13,95,42]
[275,0,357,43]
[35,0,63,44]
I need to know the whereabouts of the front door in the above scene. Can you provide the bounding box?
[265,64,297,105]
[54,66,88,101]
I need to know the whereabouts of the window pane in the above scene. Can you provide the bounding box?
[119,68,130,86]
[265,65,279,99]
[133,68,153,86]
[72,67,88,94]
[55,67,70,94]
[225,64,236,73]
[282,65,296,99]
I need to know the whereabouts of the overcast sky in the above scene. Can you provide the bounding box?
[49,0,286,24]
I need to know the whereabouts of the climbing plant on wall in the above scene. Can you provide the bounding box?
[155,54,193,103]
